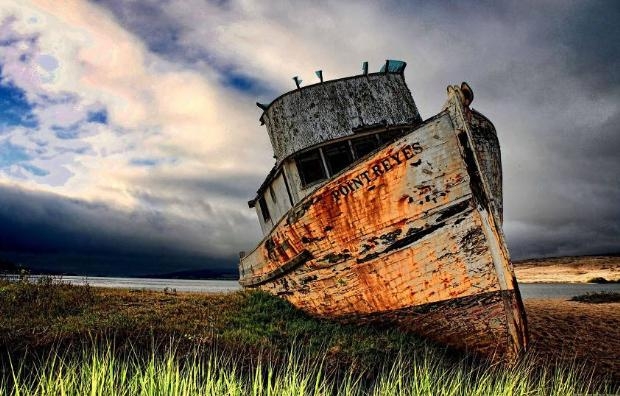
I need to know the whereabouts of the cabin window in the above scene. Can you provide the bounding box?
[258,195,270,222]
[351,135,380,159]
[296,149,327,186]
[378,129,404,145]
[323,142,353,175]
[269,185,277,203]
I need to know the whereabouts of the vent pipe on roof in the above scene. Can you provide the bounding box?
[362,61,368,75]
[293,76,302,89]
[315,70,323,83]
[380,60,406,73]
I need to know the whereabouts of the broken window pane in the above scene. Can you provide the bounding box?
[351,135,379,159]
[258,195,270,222]
[323,142,353,175]
[378,129,404,145]
[296,149,327,186]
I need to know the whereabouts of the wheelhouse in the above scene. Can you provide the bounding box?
[248,61,423,234]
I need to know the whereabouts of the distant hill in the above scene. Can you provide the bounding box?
[0,255,236,280]
[0,260,78,276]
[513,254,620,266]
[513,254,620,283]
[0,252,237,278]
[0,257,19,273]
[141,268,238,280]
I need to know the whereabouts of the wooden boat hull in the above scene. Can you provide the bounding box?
[240,86,528,362]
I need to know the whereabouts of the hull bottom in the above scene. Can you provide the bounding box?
[332,290,521,361]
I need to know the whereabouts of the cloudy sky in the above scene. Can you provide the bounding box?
[0,1,618,276]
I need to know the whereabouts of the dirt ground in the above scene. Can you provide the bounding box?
[524,298,620,384]
[514,255,620,283]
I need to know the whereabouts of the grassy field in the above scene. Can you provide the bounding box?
[0,277,618,395]
[2,341,606,395]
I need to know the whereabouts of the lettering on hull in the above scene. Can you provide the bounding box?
[331,142,423,202]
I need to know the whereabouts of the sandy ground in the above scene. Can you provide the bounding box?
[525,298,619,384]
[514,255,620,283]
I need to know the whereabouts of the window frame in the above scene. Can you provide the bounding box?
[294,129,408,188]
[322,141,354,176]
[295,148,328,187]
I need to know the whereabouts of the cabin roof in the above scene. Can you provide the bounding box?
[257,66,407,122]
[261,73,421,164]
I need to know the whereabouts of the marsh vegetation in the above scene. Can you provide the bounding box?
[0,277,618,394]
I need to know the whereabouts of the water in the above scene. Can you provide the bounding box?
[518,282,620,299]
[7,275,242,293]
[6,275,619,299]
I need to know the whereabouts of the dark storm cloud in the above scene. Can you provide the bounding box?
[0,184,253,274]
[138,172,263,200]
[92,0,191,60]
[373,0,620,259]
[482,1,620,258]
[123,172,264,224]
[552,1,620,91]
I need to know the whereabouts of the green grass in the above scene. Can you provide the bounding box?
[0,277,618,394]
[1,339,614,396]
[0,276,439,373]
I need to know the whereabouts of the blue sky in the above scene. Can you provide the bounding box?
[0,77,37,130]
[0,0,618,275]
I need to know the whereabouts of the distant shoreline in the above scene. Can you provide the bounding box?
[4,254,620,283]
[514,255,620,284]
[0,265,238,281]
[0,273,238,282]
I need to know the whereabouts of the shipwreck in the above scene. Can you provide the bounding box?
[239,60,528,362]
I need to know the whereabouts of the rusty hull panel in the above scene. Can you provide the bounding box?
[240,86,528,363]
